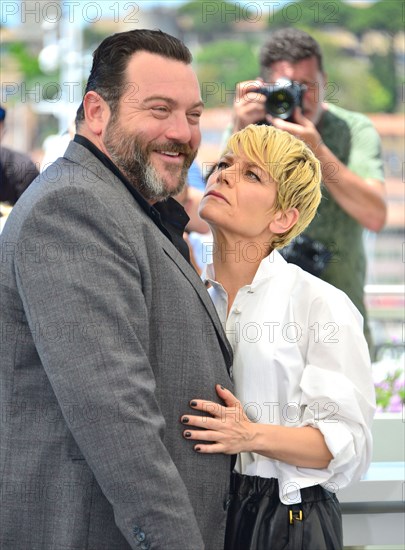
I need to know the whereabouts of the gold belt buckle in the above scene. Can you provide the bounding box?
[289,509,303,524]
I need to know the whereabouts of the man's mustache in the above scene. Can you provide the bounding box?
[146,141,195,157]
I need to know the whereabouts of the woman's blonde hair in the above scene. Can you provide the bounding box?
[226,124,322,249]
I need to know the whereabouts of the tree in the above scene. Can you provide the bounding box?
[344,0,404,35]
[178,0,236,35]
[195,40,259,108]
[267,0,403,34]
[343,0,403,112]
[5,42,60,102]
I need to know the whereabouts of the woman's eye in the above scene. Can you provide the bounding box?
[246,170,260,181]
[217,161,229,170]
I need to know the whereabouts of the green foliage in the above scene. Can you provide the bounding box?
[267,0,404,34]
[6,42,59,102]
[83,26,110,51]
[375,368,405,412]
[268,0,349,28]
[178,0,236,33]
[344,0,405,35]
[375,384,392,410]
[195,40,259,108]
[329,60,392,113]
[8,42,42,80]
[306,31,393,113]
[370,47,398,113]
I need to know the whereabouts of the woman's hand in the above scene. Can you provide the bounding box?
[180,385,255,454]
[181,386,333,468]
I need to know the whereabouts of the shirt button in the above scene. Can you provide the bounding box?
[136,531,146,542]
[140,543,150,550]
[234,308,241,314]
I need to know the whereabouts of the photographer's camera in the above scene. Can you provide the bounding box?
[255,78,305,123]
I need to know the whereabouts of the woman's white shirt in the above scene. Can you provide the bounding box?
[203,250,376,504]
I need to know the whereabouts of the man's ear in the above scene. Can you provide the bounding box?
[269,208,299,235]
[82,91,110,136]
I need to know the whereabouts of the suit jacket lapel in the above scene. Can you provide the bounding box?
[161,242,233,372]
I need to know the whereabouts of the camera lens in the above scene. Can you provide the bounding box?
[266,90,293,118]
[255,79,303,122]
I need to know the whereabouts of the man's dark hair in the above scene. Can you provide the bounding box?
[75,29,192,127]
[259,28,324,80]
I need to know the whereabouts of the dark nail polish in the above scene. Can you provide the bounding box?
[182,417,189,424]
[184,431,192,438]
[194,446,201,452]
[220,385,225,390]
[190,401,197,407]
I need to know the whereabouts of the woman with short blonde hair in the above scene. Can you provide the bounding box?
[181,124,375,550]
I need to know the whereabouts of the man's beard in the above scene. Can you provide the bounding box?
[104,116,197,202]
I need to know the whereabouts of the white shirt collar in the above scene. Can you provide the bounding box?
[202,249,288,290]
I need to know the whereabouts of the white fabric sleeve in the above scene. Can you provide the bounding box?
[298,290,376,492]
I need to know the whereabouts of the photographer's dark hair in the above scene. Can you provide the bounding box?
[259,28,324,80]
[75,29,192,127]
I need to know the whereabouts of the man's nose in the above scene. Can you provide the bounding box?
[165,114,193,143]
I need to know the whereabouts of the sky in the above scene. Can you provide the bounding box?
[1,0,294,27]
[1,0,378,28]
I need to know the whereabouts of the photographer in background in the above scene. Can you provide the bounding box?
[0,105,39,206]
[229,28,386,354]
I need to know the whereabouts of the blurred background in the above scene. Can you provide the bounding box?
[2,0,403,373]
[0,1,404,548]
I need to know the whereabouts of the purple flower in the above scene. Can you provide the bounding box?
[388,394,403,413]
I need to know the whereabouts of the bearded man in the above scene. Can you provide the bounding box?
[0,29,232,550]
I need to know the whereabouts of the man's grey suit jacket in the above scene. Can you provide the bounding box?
[0,141,233,550]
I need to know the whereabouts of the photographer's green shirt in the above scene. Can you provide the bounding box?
[305,103,384,345]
